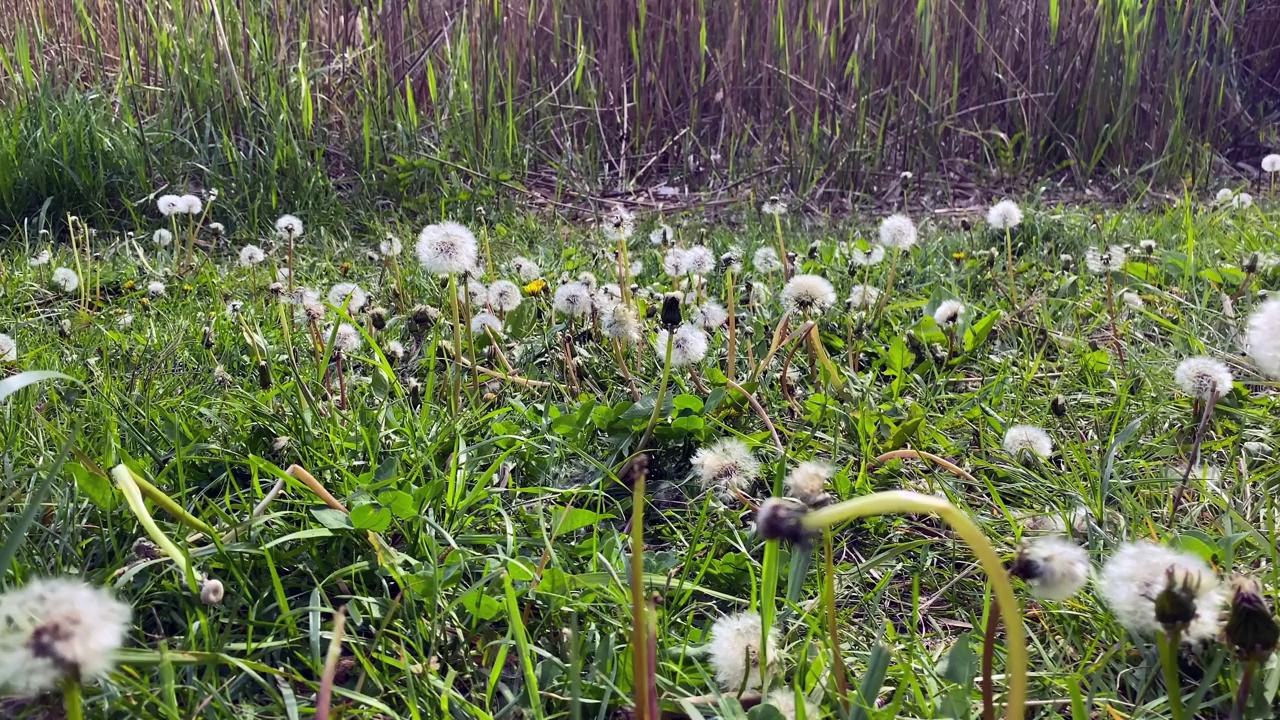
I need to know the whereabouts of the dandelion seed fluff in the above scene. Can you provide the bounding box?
[780,274,836,315]
[511,256,541,282]
[692,301,729,331]
[1121,292,1144,310]
[630,259,644,278]
[987,200,1023,230]
[179,194,203,215]
[603,304,641,345]
[416,221,478,275]
[1013,536,1090,601]
[1246,298,1280,379]
[1263,154,1280,173]
[1233,192,1253,209]
[1099,541,1225,643]
[462,280,489,309]
[705,611,780,691]
[877,214,919,250]
[329,323,362,354]
[602,206,635,242]
[650,224,675,245]
[239,244,266,267]
[663,248,689,278]
[470,311,503,336]
[849,244,885,267]
[0,333,16,362]
[691,439,760,500]
[327,283,368,313]
[1003,425,1053,459]
[848,285,881,309]
[761,198,788,216]
[28,249,51,267]
[153,229,173,247]
[655,324,709,366]
[1174,356,1233,401]
[1083,246,1127,274]
[0,577,131,694]
[553,282,592,318]
[146,281,166,297]
[487,280,523,312]
[52,267,79,293]
[754,247,782,273]
[275,214,304,240]
[379,235,403,257]
[785,461,833,507]
[225,301,243,318]
[932,300,965,327]
[681,246,716,276]
[1216,188,1235,203]
[157,194,183,217]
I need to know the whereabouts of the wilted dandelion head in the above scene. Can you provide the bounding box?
[681,246,716,276]
[1099,541,1224,642]
[1009,536,1090,601]
[207,222,225,236]
[1139,239,1158,255]
[416,221,479,275]
[877,214,919,250]
[1083,245,1127,274]
[603,304,641,345]
[52,267,80,293]
[705,611,780,691]
[153,229,173,247]
[327,283,368,313]
[849,244,886,267]
[0,333,17,363]
[487,280,523,312]
[239,244,266,267]
[379,234,403,257]
[1263,154,1280,173]
[225,301,243,318]
[1246,298,1280,379]
[553,282,592,318]
[691,439,760,501]
[1003,425,1053,459]
[753,247,783,273]
[780,274,836,315]
[275,214,304,240]
[987,200,1023,230]
[470,311,503,336]
[785,461,833,508]
[0,577,131,694]
[601,206,635,242]
[761,196,788,216]
[157,194,183,216]
[932,300,965,327]
[146,281,166,297]
[847,284,881,309]
[692,301,728,331]
[655,324,709,366]
[1174,356,1233,401]
[649,223,675,246]
[511,256,541,281]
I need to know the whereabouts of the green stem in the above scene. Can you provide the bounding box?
[63,679,83,720]
[630,465,650,720]
[1158,629,1186,720]
[638,331,675,451]
[824,530,850,711]
[448,274,462,413]
[1005,228,1017,307]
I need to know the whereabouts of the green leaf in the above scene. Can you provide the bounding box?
[886,336,914,374]
[748,705,785,720]
[550,507,610,535]
[887,416,924,451]
[373,456,399,483]
[310,508,353,530]
[672,394,703,413]
[350,504,392,531]
[0,370,77,403]
[379,490,416,519]
[963,310,1001,351]
[0,426,76,582]
[941,632,977,685]
[68,461,116,510]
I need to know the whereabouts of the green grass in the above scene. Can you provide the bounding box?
[1,194,1279,718]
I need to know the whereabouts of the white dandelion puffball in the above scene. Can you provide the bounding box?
[650,223,675,245]
[553,282,592,318]
[417,221,479,275]
[1174,356,1233,401]
[1215,188,1235,203]
[753,247,783,273]
[655,324,709,367]
[705,611,780,691]
[156,194,183,216]
[207,221,225,236]
[692,302,729,331]
[848,285,881,309]
[987,200,1023,230]
[239,244,266,267]
[225,301,243,318]
[487,280,522,312]
[761,197,788,216]
[0,333,16,363]
[470,311,503,336]
[1003,425,1053,459]
[630,259,644,278]
[603,305,641,345]
[179,194,203,215]
[849,244,885,267]
[932,300,965,327]
[577,272,599,290]
[275,214,304,240]
[51,267,80,293]
[379,234,403,257]
[1139,239,1158,254]
[327,283,368,314]
[1099,541,1225,643]
[28,249,51,267]
[1263,154,1280,173]
[1083,245,1127,275]
[0,577,131,694]
[511,256,541,281]
[462,280,488,309]
[1233,192,1253,209]
[146,281,166,297]
[785,461,833,507]
[152,229,173,247]
[601,206,635,242]
[877,213,919,250]
[1014,536,1090,601]
[329,323,363,354]
[663,248,688,278]
[681,246,716,276]
[780,274,836,315]
[691,439,760,499]
[763,689,819,720]
[1245,298,1280,379]
[275,268,292,283]
[1121,292,1144,311]
[593,285,622,313]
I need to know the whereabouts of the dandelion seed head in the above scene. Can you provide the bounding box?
[1174,356,1233,401]
[681,246,716,276]
[275,214,304,240]
[511,256,542,281]
[692,301,728,331]
[52,268,79,293]
[239,244,266,267]
[987,200,1024,230]
[487,280,523,312]
[932,300,965,327]
[460,280,488,308]
[763,689,819,720]
[663,248,688,278]
[225,301,243,318]
[1121,292,1144,310]
[655,324,708,366]
[753,247,782,273]
[470,311,503,336]
[849,244,886,267]
[1010,536,1090,601]
[328,323,362,354]
[0,333,16,363]
[878,214,919,250]
[1100,541,1225,643]
[1083,245,1127,274]
[157,194,183,216]
[705,611,780,691]
[146,281,166,297]
[601,206,635,242]
[847,285,881,309]
[416,221,479,275]
[153,229,173,247]
[327,283,368,313]
[379,235,403,257]
[691,439,760,501]
[603,304,641,345]
[1245,298,1280,379]
[1234,193,1254,209]
[1263,154,1280,173]
[780,274,836,315]
[553,282,592,318]
[1003,425,1053,459]
[761,197,788,216]
[1139,240,1158,254]
[785,461,833,507]
[650,224,675,246]
[1216,188,1236,203]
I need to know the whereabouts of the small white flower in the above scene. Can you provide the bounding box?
[553,282,593,318]
[0,333,16,362]
[849,244,885,267]
[785,461,833,507]
[238,244,266,267]
[847,285,881,309]
[52,267,80,293]
[877,214,919,250]
[692,301,728,331]
[603,304,641,345]
[0,577,131,694]
[1083,245,1127,274]
[379,235,403,257]
[705,611,780,691]
[1099,541,1225,643]
[1003,425,1053,459]
[753,247,783,273]
[655,324,709,366]
[1011,536,1090,601]
[1263,154,1280,173]
[416,221,478,275]
[327,283,368,314]
[987,200,1023,230]
[779,274,836,315]
[1246,298,1280,379]
[152,229,173,247]
[650,224,675,245]
[146,281,166,297]
[511,256,542,281]
[932,300,965,327]
[487,280,523,312]
[157,194,183,216]
[1174,356,1233,401]
[691,439,760,500]
[471,311,504,336]
[275,214,304,240]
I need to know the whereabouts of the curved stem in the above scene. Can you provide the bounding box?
[873,449,978,484]
[724,379,784,453]
[639,332,675,451]
[803,491,1027,720]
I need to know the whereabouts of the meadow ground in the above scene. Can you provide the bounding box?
[1,193,1280,720]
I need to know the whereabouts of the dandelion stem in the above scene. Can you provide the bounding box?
[1231,660,1257,720]
[803,491,1027,720]
[873,449,978,484]
[774,214,789,281]
[447,273,463,413]
[871,250,899,327]
[823,529,850,711]
[725,268,737,382]
[62,679,83,720]
[629,460,650,720]
[1172,390,1217,514]
[1157,629,1187,720]
[335,352,348,410]
[981,595,1000,720]
[724,379,784,453]
[1005,228,1018,307]
[638,332,675,451]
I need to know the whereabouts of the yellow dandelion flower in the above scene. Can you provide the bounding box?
[123,280,136,290]
[523,279,548,296]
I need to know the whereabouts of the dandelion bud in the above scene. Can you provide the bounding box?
[410,304,439,331]
[406,377,423,409]
[807,241,820,260]
[200,577,225,606]
[1221,576,1279,663]
[268,282,284,296]
[960,218,972,232]
[660,292,683,330]
[985,251,998,269]
[202,326,214,349]
[370,307,389,330]
[1154,568,1202,634]
[256,361,272,390]
[756,498,812,545]
[1050,394,1068,416]
[132,537,161,560]
[1245,252,1261,275]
